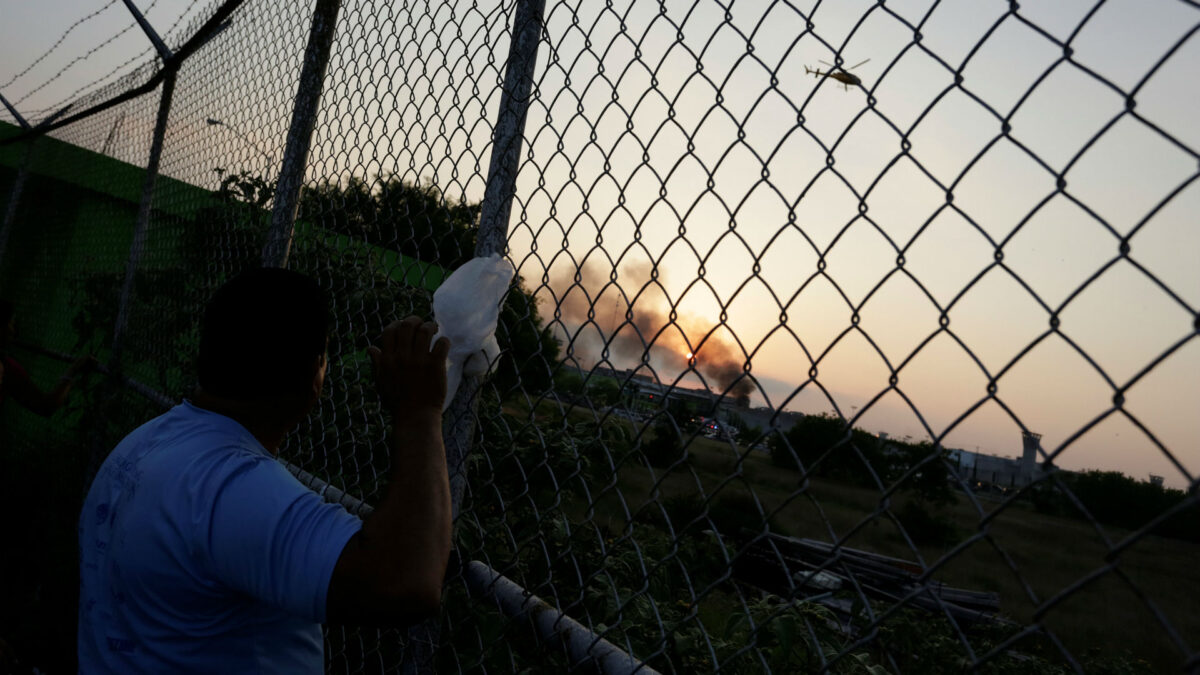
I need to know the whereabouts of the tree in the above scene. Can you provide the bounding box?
[298,174,559,396]
[769,413,858,476]
[882,438,954,506]
[643,414,684,467]
[589,377,621,407]
[491,275,559,396]
[554,371,585,397]
[1032,470,1198,543]
[299,175,479,269]
[71,171,561,497]
[767,413,954,505]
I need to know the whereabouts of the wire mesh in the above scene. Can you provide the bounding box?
[0,0,1198,673]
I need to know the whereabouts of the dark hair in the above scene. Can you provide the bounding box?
[198,268,330,401]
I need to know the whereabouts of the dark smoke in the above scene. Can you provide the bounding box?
[548,260,754,399]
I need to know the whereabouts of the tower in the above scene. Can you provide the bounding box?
[1020,431,1041,484]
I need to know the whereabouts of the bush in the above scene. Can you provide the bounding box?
[555,371,584,396]
[768,413,881,482]
[588,377,621,406]
[1030,471,1198,543]
[642,415,685,467]
[661,493,705,533]
[655,492,781,539]
[895,500,958,547]
[708,491,782,537]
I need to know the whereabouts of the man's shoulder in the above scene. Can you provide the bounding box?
[141,403,267,459]
[94,404,270,504]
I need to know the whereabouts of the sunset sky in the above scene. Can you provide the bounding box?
[2,0,1197,486]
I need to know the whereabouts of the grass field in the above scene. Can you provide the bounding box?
[504,400,1194,671]
[582,425,1195,671]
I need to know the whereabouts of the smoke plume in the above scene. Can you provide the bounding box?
[548,260,755,400]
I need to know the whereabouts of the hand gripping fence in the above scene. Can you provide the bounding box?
[0,0,1198,673]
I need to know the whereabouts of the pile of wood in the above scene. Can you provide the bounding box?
[730,533,1008,630]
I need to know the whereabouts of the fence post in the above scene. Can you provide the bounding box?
[473,0,546,260]
[79,69,178,493]
[0,91,31,130]
[0,91,33,278]
[262,0,342,268]
[120,0,175,62]
[0,140,33,276]
[446,0,546,580]
[449,0,545,532]
[110,71,177,360]
[402,1,547,672]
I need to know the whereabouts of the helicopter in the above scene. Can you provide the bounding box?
[804,58,870,90]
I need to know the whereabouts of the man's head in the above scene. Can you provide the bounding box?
[198,268,330,409]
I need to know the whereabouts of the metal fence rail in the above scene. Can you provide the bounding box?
[1,0,1197,673]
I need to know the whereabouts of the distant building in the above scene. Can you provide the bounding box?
[736,406,803,434]
[1020,431,1041,484]
[947,431,1047,488]
[1149,474,1165,487]
[566,364,802,433]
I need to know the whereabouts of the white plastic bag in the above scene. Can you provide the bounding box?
[432,253,515,410]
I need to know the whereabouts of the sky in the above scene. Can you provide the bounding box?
[1,0,1197,487]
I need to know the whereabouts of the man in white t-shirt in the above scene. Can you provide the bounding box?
[78,268,451,673]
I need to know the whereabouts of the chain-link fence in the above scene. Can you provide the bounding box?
[1,0,1198,672]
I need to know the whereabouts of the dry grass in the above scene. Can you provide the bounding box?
[500,402,1194,669]
[577,430,1197,671]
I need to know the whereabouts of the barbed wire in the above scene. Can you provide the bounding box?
[5,0,219,124]
[8,0,168,111]
[0,0,122,91]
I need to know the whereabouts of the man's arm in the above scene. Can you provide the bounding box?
[326,316,453,626]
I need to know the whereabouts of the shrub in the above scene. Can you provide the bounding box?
[895,500,959,547]
[708,491,780,537]
[642,415,686,467]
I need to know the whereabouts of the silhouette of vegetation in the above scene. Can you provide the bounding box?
[300,175,478,269]
[643,413,684,467]
[768,412,953,504]
[299,173,559,396]
[1031,470,1198,543]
